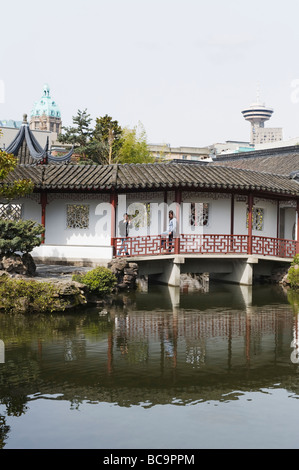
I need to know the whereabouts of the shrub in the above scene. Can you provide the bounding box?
[287,254,299,288]
[288,264,299,288]
[72,266,116,297]
[0,276,67,313]
[0,219,44,255]
[291,254,299,267]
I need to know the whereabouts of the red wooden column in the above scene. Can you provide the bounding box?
[40,192,47,244]
[247,193,253,255]
[230,193,234,252]
[276,200,280,238]
[230,194,234,235]
[163,190,168,233]
[296,200,299,254]
[174,189,181,254]
[110,192,118,256]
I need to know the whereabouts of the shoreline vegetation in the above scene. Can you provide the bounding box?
[0,253,299,314]
[0,258,138,314]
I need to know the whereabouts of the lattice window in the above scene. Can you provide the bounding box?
[66,204,89,229]
[128,202,151,228]
[0,203,22,220]
[190,203,209,226]
[246,207,264,231]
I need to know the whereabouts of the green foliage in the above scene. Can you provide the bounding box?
[58,109,93,159]
[118,122,154,164]
[0,149,34,198]
[288,265,299,288]
[287,288,299,313]
[291,254,299,266]
[72,266,117,297]
[0,219,44,255]
[0,276,67,313]
[58,109,154,165]
[287,254,299,288]
[91,114,123,164]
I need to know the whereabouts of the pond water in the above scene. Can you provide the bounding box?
[1,282,299,450]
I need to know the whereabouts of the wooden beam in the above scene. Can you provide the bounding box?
[230,193,234,235]
[247,194,253,255]
[110,192,118,255]
[174,189,181,254]
[40,192,47,244]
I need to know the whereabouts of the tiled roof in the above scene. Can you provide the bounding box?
[209,146,299,176]
[3,162,299,197]
[4,165,44,186]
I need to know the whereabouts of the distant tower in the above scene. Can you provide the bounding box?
[241,90,282,145]
[30,84,62,134]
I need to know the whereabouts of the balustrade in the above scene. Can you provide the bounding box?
[113,234,296,259]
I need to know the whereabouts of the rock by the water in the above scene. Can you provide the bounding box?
[108,259,138,291]
[0,253,36,277]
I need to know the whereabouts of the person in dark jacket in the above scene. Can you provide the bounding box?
[118,213,131,255]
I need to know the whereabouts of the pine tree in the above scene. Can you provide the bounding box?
[58,109,93,160]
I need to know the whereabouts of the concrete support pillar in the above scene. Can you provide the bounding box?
[157,256,184,287]
[221,257,258,285]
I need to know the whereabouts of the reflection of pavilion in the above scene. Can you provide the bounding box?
[0,287,298,412]
[107,293,294,378]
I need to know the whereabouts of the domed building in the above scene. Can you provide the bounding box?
[30,84,62,134]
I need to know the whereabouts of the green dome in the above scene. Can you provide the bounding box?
[31,84,61,119]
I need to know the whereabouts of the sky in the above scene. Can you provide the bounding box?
[2,0,299,147]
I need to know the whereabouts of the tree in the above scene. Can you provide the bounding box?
[96,114,123,164]
[58,109,93,160]
[0,131,44,268]
[0,130,34,198]
[0,219,44,255]
[58,111,155,165]
[87,115,123,165]
[118,122,155,164]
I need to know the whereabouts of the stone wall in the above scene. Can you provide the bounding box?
[107,258,139,291]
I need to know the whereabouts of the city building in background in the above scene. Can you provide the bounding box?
[0,119,22,129]
[30,84,62,134]
[148,143,211,162]
[241,94,282,146]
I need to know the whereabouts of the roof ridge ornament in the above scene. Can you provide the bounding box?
[289,170,299,180]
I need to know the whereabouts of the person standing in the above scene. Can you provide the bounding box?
[161,210,177,252]
[118,213,131,255]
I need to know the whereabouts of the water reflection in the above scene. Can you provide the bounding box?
[0,283,299,448]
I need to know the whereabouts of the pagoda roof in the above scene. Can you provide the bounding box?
[4,114,73,164]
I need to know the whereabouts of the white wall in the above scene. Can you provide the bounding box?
[234,197,278,238]
[4,196,41,224]
[284,208,296,240]
[32,244,112,263]
[181,193,231,235]
[45,196,111,247]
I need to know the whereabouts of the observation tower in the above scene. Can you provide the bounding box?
[241,95,274,145]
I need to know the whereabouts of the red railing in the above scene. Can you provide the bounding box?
[113,234,297,259]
